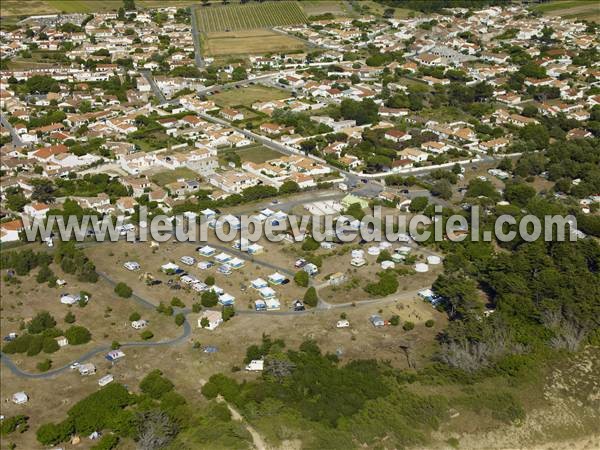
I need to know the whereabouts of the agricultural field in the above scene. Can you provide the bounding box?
[0,0,199,17]
[532,0,600,21]
[202,29,306,56]
[196,1,307,32]
[209,84,290,108]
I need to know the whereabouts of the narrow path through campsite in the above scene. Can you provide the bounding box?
[218,395,268,450]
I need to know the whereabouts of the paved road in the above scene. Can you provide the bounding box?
[0,112,25,147]
[189,5,205,69]
[140,70,167,104]
[196,71,282,96]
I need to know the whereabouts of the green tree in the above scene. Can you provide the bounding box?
[410,196,428,212]
[28,311,56,334]
[65,326,91,345]
[303,287,318,307]
[139,369,174,399]
[201,290,219,307]
[222,306,235,321]
[114,282,132,298]
[174,313,185,326]
[294,270,309,287]
[64,311,76,324]
[37,358,52,372]
[141,330,154,340]
[42,337,59,353]
[279,180,300,194]
[129,312,141,322]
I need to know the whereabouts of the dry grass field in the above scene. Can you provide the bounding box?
[210,84,291,108]
[300,0,355,17]
[202,29,306,56]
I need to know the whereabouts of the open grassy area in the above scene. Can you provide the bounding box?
[150,167,199,186]
[196,1,307,32]
[300,0,355,17]
[532,0,596,13]
[354,0,416,19]
[234,144,285,163]
[202,29,306,56]
[210,85,290,108]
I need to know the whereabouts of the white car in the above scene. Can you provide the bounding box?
[69,362,80,370]
[336,320,350,328]
[123,261,140,271]
[180,256,196,266]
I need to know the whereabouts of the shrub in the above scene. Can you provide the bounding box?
[403,321,415,331]
[174,313,185,326]
[114,282,132,298]
[37,358,52,372]
[0,415,28,436]
[91,434,119,450]
[222,306,235,321]
[26,335,44,356]
[303,287,318,307]
[28,311,56,334]
[170,297,185,308]
[42,337,59,353]
[389,315,400,326]
[425,319,435,328]
[294,270,309,287]
[156,302,174,316]
[36,421,72,446]
[301,237,320,251]
[129,312,141,322]
[111,341,121,350]
[201,290,219,308]
[192,303,202,313]
[64,311,76,324]
[141,330,154,340]
[65,326,91,345]
[205,275,215,286]
[377,250,392,263]
[139,369,174,399]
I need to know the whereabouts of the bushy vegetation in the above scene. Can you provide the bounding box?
[114,282,132,298]
[202,339,449,448]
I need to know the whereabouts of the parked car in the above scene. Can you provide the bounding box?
[294,258,307,268]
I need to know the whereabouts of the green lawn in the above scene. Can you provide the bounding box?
[151,167,199,186]
[210,85,290,108]
[234,145,285,163]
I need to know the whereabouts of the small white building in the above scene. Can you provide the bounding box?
[98,374,114,386]
[12,392,28,404]
[245,359,264,371]
[131,320,148,330]
[336,320,350,328]
[78,363,96,376]
[197,310,223,331]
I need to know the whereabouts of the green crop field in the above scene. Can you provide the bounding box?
[196,1,307,32]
